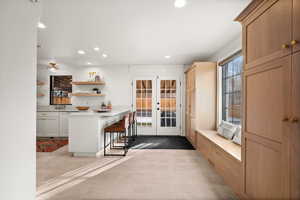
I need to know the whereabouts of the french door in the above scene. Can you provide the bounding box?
[133,76,181,136]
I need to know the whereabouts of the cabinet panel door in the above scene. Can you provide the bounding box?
[293,0,300,53]
[245,137,285,199]
[37,119,44,137]
[39,118,59,137]
[185,114,190,138]
[245,0,292,69]
[245,57,291,142]
[291,52,300,199]
[60,112,69,137]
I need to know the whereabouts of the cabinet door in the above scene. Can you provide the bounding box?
[245,136,287,199]
[245,56,291,142]
[293,0,300,53]
[244,57,291,199]
[37,117,59,137]
[245,0,292,69]
[60,112,69,137]
[185,114,190,138]
[291,52,300,199]
[37,119,44,137]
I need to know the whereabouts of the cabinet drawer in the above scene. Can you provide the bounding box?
[197,134,213,160]
[37,112,59,118]
[213,147,242,194]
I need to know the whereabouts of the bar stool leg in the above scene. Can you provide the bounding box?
[104,131,106,156]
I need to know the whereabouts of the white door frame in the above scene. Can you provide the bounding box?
[132,76,157,135]
[132,76,182,136]
[156,76,181,135]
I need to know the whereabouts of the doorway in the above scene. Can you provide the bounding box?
[132,76,182,136]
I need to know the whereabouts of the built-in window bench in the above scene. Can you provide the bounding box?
[194,129,243,198]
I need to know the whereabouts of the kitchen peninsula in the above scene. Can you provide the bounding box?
[68,106,131,157]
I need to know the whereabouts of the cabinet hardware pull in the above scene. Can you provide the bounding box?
[282,117,289,122]
[290,117,299,123]
[291,40,299,46]
[282,44,289,49]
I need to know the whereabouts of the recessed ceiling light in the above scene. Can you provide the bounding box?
[37,22,46,29]
[174,0,186,8]
[165,55,171,59]
[94,47,100,51]
[102,53,108,58]
[87,62,92,65]
[77,50,85,55]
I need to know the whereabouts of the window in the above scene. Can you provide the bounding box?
[221,55,243,125]
[50,75,72,105]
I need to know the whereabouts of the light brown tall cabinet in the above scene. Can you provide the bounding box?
[236,0,300,199]
[185,62,216,147]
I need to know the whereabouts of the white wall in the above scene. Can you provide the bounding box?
[208,34,242,126]
[37,64,184,108]
[208,34,242,63]
[0,1,38,200]
[37,64,132,107]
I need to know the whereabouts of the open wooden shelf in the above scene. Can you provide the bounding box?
[37,93,45,97]
[37,81,45,86]
[71,81,105,85]
[70,93,105,97]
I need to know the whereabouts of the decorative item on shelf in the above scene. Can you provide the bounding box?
[101,102,107,109]
[107,101,112,109]
[92,88,100,94]
[95,75,101,82]
[88,72,96,81]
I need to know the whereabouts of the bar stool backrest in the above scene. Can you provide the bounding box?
[132,111,136,123]
[124,114,130,129]
[129,112,133,125]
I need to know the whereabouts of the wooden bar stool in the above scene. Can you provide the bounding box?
[103,114,129,156]
[128,112,134,139]
[132,111,137,138]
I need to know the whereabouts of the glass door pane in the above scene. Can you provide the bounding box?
[157,78,181,135]
[133,78,157,135]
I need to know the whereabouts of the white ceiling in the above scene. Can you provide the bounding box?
[37,0,251,66]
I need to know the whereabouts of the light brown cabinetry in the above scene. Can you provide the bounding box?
[293,0,300,53]
[196,131,243,197]
[236,0,300,199]
[185,62,216,146]
[244,0,292,69]
[245,57,291,143]
[291,51,300,199]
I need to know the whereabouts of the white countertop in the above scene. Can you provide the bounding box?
[69,106,132,117]
[37,105,79,112]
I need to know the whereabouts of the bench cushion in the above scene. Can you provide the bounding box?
[217,121,237,140]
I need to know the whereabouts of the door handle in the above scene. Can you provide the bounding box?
[291,40,299,46]
[290,117,299,124]
[282,117,289,122]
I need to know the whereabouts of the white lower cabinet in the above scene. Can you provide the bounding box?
[37,112,70,137]
[59,112,69,137]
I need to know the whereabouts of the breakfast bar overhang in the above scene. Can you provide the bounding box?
[68,106,131,157]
